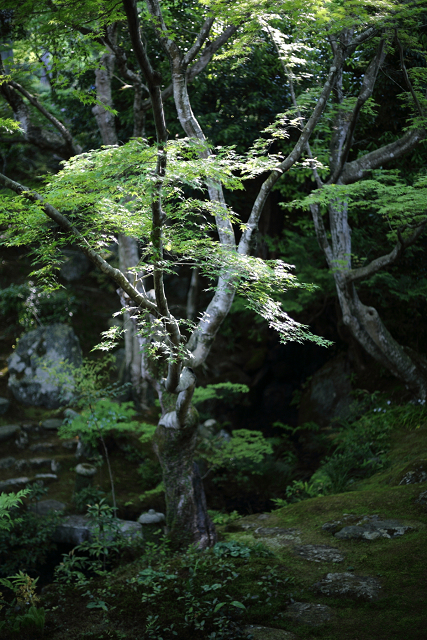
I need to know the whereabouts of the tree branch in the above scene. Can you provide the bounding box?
[340,127,426,184]
[395,30,424,118]
[0,171,158,315]
[238,48,344,256]
[138,24,238,113]
[344,221,427,283]
[122,0,181,392]
[8,80,79,155]
[328,39,386,184]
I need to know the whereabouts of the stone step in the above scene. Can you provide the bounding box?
[14,457,61,473]
[0,424,20,442]
[0,473,58,492]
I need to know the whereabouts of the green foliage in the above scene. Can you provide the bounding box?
[73,485,106,514]
[0,484,62,576]
[138,459,163,491]
[212,540,273,559]
[207,510,241,525]
[0,489,29,531]
[192,383,250,406]
[197,429,274,479]
[59,397,140,447]
[315,400,425,496]
[55,500,140,587]
[121,539,291,640]
[0,282,78,330]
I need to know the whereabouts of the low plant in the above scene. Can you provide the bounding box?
[55,500,140,587]
[0,485,62,576]
[73,486,106,514]
[120,541,290,640]
[0,571,45,637]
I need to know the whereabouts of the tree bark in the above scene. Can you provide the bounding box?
[153,371,216,549]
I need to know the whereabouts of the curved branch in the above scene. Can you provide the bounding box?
[344,221,427,283]
[0,171,159,316]
[340,127,426,184]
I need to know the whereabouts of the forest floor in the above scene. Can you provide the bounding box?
[19,418,425,640]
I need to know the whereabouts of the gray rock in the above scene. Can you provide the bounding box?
[254,527,301,540]
[284,601,333,626]
[313,572,381,600]
[138,509,165,524]
[398,459,427,485]
[0,456,16,470]
[334,515,413,540]
[20,421,39,432]
[42,418,63,430]
[0,424,20,442]
[14,457,53,472]
[0,477,30,492]
[298,353,353,427]
[0,397,10,415]
[244,626,297,640]
[53,515,143,545]
[28,499,66,515]
[415,490,427,506]
[59,249,90,282]
[8,324,82,409]
[294,544,345,563]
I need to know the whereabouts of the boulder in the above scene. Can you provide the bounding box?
[294,544,345,563]
[284,601,333,626]
[0,397,10,415]
[15,430,29,449]
[59,249,90,282]
[29,499,66,516]
[298,353,353,427]
[312,572,381,600]
[0,424,20,442]
[8,324,82,409]
[244,626,297,640]
[53,515,143,545]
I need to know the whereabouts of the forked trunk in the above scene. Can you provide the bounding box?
[153,392,216,549]
[335,277,427,400]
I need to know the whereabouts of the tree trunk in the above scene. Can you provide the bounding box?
[326,199,427,399]
[92,36,150,407]
[153,370,216,549]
